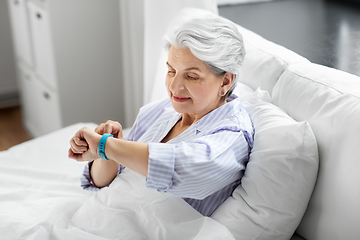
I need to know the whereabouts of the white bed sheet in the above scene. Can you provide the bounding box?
[0,123,234,240]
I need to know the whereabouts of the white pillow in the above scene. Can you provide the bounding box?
[272,63,360,240]
[212,83,319,240]
[232,82,271,103]
[236,25,309,96]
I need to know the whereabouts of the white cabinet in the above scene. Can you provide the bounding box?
[8,0,33,67]
[17,65,40,134]
[32,75,62,134]
[28,2,57,89]
[8,0,125,137]
[17,64,61,136]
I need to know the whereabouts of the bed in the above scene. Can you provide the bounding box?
[0,8,327,240]
[0,122,235,239]
[0,86,318,240]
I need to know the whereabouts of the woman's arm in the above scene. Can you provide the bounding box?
[69,126,149,177]
[90,158,119,188]
[89,120,124,187]
[71,100,171,189]
[146,129,252,199]
[105,138,149,177]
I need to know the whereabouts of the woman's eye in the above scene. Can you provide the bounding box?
[167,70,175,75]
[187,75,198,80]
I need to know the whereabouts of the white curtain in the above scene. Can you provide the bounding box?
[118,0,144,128]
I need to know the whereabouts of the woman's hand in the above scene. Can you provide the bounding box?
[69,121,149,177]
[68,126,101,162]
[68,120,122,162]
[95,120,123,139]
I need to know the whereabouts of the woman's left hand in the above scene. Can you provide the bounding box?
[68,127,101,162]
[95,120,123,139]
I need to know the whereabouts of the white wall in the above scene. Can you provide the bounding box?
[0,0,19,108]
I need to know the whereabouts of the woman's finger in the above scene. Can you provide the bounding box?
[73,135,88,147]
[68,148,81,161]
[104,120,116,134]
[104,120,123,139]
[70,137,87,153]
[95,123,105,135]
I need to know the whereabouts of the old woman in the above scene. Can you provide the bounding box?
[69,13,253,217]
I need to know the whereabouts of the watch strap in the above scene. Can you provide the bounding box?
[98,133,113,160]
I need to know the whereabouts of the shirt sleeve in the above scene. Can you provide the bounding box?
[79,100,169,191]
[146,128,252,199]
[80,161,125,191]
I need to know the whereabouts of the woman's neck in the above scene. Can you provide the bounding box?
[180,100,226,127]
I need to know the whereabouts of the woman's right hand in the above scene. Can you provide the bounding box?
[95,120,123,139]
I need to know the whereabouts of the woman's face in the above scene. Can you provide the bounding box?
[165,46,226,120]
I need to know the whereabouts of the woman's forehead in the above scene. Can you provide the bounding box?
[167,46,207,72]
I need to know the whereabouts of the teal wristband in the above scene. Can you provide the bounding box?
[98,133,113,160]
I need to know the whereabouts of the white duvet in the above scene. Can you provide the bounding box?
[0,123,234,240]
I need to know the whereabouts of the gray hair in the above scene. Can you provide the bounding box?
[164,14,245,100]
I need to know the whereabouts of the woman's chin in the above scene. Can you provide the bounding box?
[171,101,191,113]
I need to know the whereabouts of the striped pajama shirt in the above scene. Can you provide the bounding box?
[81,95,253,216]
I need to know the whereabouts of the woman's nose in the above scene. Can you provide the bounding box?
[169,75,185,92]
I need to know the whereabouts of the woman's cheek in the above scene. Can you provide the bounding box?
[165,77,173,98]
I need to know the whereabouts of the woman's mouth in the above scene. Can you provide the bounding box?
[173,95,191,103]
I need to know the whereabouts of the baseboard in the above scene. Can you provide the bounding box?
[0,91,20,109]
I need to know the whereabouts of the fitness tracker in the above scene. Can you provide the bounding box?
[98,133,113,160]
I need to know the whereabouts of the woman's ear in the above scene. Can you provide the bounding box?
[221,72,235,94]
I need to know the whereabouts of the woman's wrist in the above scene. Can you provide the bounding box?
[104,137,119,162]
[104,137,149,177]
[98,133,113,160]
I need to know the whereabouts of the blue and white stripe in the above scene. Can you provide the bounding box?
[81,95,254,216]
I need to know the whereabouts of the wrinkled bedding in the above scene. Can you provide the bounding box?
[0,123,234,240]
